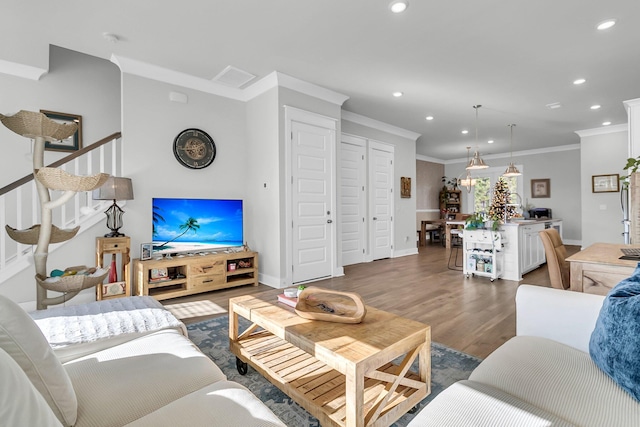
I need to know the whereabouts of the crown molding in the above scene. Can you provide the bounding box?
[441,143,581,164]
[242,71,279,100]
[273,72,349,106]
[110,55,349,107]
[574,123,627,138]
[0,58,48,80]
[342,110,421,141]
[416,154,445,163]
[623,98,640,110]
[110,54,246,100]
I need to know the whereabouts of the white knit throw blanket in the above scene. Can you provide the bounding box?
[30,296,186,349]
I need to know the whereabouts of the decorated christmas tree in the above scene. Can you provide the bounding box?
[488,177,516,221]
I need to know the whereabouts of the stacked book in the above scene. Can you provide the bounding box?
[277,293,298,308]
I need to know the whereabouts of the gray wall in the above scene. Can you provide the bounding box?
[579,128,628,247]
[245,87,281,285]
[121,73,248,265]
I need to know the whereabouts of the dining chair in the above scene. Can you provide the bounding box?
[538,228,570,290]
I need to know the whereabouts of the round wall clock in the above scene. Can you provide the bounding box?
[173,128,216,169]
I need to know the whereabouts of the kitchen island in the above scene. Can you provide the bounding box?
[498,219,562,281]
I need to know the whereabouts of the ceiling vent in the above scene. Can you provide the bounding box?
[211,66,256,88]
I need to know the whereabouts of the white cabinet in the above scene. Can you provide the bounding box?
[519,223,546,274]
[499,220,563,281]
[463,229,506,282]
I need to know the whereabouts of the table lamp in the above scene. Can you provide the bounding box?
[93,177,134,237]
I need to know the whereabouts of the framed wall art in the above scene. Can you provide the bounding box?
[40,110,83,152]
[592,174,619,193]
[401,177,411,198]
[531,179,550,198]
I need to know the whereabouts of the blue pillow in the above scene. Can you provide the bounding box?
[589,263,640,402]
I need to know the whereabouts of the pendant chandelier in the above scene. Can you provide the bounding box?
[503,124,522,177]
[466,105,489,170]
[459,146,477,193]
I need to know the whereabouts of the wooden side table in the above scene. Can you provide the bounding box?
[95,236,131,300]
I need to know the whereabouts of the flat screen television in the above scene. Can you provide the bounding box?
[152,198,243,256]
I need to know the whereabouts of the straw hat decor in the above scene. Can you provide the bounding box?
[0,110,77,142]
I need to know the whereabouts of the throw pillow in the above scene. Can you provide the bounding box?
[0,294,77,426]
[589,263,640,402]
[0,347,63,427]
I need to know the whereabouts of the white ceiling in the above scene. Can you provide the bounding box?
[3,0,640,161]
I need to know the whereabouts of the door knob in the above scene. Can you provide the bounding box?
[327,219,333,224]
[373,217,378,220]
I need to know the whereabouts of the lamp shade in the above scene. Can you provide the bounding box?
[459,177,477,187]
[466,150,489,170]
[93,177,134,201]
[503,162,522,177]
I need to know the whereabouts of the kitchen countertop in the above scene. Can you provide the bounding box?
[501,218,561,226]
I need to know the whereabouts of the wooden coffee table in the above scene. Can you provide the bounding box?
[229,294,431,427]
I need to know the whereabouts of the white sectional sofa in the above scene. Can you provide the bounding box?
[409,285,640,426]
[0,294,285,427]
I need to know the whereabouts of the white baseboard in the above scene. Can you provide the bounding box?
[258,272,284,289]
[394,247,418,258]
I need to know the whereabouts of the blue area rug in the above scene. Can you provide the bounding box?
[188,316,481,426]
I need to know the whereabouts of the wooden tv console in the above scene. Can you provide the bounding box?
[133,251,258,301]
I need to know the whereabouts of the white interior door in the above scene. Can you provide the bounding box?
[291,120,334,283]
[340,136,366,266]
[370,143,394,260]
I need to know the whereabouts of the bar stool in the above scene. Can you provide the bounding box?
[448,228,463,270]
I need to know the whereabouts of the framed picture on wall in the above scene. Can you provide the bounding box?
[40,110,83,152]
[531,179,550,198]
[592,174,619,193]
[401,177,411,198]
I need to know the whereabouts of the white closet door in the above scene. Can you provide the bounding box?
[340,137,366,266]
[291,120,334,283]
[370,142,394,260]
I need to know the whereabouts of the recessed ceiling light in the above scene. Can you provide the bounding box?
[597,19,617,30]
[590,104,601,110]
[546,102,562,109]
[425,116,434,121]
[461,130,469,134]
[392,91,403,97]
[603,121,612,126]
[389,1,409,13]
[573,78,586,85]
[487,140,494,144]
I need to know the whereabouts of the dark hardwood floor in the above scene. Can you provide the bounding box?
[162,243,579,359]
